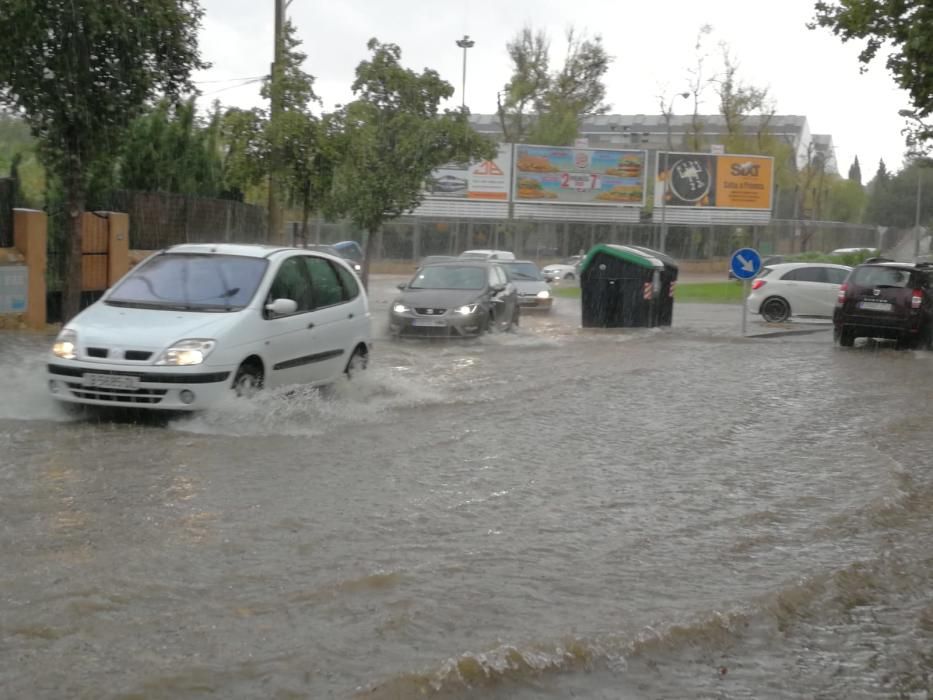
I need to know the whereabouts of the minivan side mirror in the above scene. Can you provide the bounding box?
[397,283,407,290]
[491,283,506,293]
[265,298,298,316]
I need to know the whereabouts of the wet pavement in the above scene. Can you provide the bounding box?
[2,281,932,699]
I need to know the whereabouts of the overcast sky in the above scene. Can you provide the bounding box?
[194,0,914,178]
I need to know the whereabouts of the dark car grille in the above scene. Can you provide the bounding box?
[83,347,154,361]
[65,382,168,405]
[414,308,447,316]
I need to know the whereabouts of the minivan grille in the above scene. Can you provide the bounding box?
[415,308,447,316]
[65,382,167,405]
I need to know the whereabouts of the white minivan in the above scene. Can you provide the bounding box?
[47,244,372,411]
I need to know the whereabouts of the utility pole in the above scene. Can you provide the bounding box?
[267,0,286,243]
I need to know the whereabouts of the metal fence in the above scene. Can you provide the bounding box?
[295,216,887,264]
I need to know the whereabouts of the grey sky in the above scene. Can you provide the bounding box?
[195,0,913,178]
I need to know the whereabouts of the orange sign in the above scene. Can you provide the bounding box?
[714,155,773,210]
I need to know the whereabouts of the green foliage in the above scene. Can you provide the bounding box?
[499,27,611,146]
[785,249,878,266]
[118,98,225,197]
[812,0,933,153]
[329,39,495,285]
[0,112,44,206]
[0,0,206,318]
[848,155,862,184]
[865,158,933,227]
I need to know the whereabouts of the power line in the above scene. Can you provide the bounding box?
[194,75,265,85]
[200,78,264,96]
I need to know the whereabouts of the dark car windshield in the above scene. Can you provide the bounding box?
[851,265,912,289]
[106,253,268,311]
[502,262,543,281]
[409,265,486,290]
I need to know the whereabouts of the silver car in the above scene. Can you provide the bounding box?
[499,260,553,311]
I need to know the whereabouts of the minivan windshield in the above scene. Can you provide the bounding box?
[106,253,268,311]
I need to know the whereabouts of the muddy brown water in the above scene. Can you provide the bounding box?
[2,293,932,699]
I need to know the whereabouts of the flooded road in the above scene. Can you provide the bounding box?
[2,281,932,699]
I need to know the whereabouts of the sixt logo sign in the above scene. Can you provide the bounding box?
[730,161,761,177]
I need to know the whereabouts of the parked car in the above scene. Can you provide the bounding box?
[458,249,516,261]
[833,261,933,348]
[746,262,852,322]
[47,244,371,411]
[499,260,553,311]
[389,260,519,337]
[332,240,364,273]
[417,255,458,267]
[727,255,784,280]
[542,255,583,282]
[304,243,363,274]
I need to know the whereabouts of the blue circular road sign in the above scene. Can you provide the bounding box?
[730,248,762,280]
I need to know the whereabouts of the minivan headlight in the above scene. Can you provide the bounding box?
[392,303,410,314]
[455,304,479,315]
[52,328,78,360]
[155,339,216,366]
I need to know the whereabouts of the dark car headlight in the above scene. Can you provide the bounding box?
[454,304,479,315]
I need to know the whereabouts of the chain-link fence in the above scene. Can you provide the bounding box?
[295,215,886,266]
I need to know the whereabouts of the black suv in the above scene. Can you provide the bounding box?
[833,261,933,348]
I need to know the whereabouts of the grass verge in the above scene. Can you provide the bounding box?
[553,281,744,304]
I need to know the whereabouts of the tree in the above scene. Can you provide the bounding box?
[118,98,225,197]
[812,1,933,153]
[0,0,206,320]
[683,25,715,151]
[848,155,862,185]
[329,39,495,288]
[714,44,773,153]
[498,27,611,146]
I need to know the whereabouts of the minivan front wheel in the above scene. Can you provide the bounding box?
[233,361,263,398]
[344,346,368,379]
[761,296,791,323]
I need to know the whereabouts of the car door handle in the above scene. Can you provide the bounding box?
[307,322,315,330]
[348,313,354,319]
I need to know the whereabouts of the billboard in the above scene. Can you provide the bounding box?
[423,144,512,201]
[654,152,774,210]
[513,145,647,206]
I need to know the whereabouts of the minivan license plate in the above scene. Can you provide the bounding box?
[858,301,891,311]
[412,319,447,327]
[83,373,140,390]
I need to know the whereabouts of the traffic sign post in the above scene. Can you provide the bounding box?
[730,248,762,335]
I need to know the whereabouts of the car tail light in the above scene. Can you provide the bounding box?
[751,279,766,290]
[911,289,923,309]
[837,282,848,304]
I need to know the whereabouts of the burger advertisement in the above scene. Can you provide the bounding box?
[514,145,647,206]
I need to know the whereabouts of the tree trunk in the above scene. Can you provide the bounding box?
[361,226,377,290]
[62,169,86,322]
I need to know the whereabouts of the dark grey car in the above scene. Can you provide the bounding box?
[389,261,519,337]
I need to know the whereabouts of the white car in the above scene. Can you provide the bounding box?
[747,262,852,322]
[458,249,516,261]
[542,255,583,282]
[47,244,371,411]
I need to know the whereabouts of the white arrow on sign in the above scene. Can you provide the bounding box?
[736,254,755,273]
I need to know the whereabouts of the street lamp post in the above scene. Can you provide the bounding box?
[455,35,475,110]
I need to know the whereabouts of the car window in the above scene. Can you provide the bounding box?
[304,256,347,308]
[782,267,825,283]
[824,268,849,284]
[269,257,314,312]
[502,262,543,281]
[409,265,486,290]
[851,266,912,288]
[334,261,360,299]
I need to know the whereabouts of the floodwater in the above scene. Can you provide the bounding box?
[2,283,932,699]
